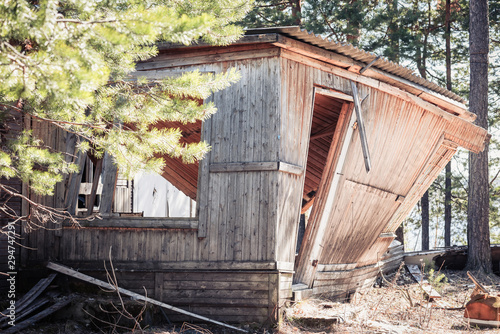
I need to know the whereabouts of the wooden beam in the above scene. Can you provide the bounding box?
[310,123,337,140]
[197,118,212,238]
[99,153,118,216]
[314,87,354,102]
[136,48,280,71]
[209,161,304,176]
[278,162,304,176]
[86,158,103,216]
[47,262,247,333]
[156,33,280,51]
[45,260,292,272]
[64,217,198,229]
[344,179,404,200]
[350,80,371,173]
[65,151,86,215]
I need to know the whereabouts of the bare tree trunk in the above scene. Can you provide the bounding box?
[467,0,491,273]
[421,191,429,250]
[291,0,302,26]
[444,0,452,247]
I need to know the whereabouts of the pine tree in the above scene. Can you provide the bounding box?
[0,0,252,223]
[467,0,491,272]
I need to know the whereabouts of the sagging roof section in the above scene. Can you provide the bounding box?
[245,26,465,104]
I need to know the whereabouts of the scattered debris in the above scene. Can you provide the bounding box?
[406,264,442,300]
[464,271,500,328]
[47,261,248,333]
[0,273,76,334]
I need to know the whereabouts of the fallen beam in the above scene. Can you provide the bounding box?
[2,296,74,334]
[46,262,247,333]
[0,273,56,325]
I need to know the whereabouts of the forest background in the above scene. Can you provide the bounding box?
[239,0,500,251]
[1,0,498,256]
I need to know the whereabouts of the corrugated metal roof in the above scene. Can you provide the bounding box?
[245,26,465,104]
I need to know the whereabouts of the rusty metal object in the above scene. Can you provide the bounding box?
[464,271,500,327]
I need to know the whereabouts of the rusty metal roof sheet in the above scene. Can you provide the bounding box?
[245,26,465,104]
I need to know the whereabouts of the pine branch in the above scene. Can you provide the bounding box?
[490,168,500,188]
[56,19,118,24]
[0,184,90,234]
[1,103,107,131]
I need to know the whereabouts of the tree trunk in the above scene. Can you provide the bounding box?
[418,36,429,251]
[421,190,429,250]
[467,0,491,272]
[395,225,405,250]
[445,162,452,246]
[444,0,452,247]
[291,0,302,26]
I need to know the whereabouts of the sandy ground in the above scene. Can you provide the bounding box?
[15,268,500,334]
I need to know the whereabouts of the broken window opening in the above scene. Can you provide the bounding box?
[75,119,202,218]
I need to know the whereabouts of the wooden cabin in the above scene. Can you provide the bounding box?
[14,26,488,323]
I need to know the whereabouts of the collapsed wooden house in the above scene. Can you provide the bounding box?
[13,26,489,323]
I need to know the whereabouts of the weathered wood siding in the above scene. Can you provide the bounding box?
[280,49,487,287]
[188,56,283,263]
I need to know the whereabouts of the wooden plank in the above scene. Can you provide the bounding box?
[155,34,280,51]
[154,272,163,301]
[56,260,283,271]
[197,117,213,238]
[407,264,441,299]
[351,81,372,172]
[162,289,268,299]
[268,273,279,322]
[99,153,118,216]
[163,280,269,291]
[0,274,56,323]
[47,262,247,333]
[315,87,354,102]
[65,150,86,215]
[2,296,74,334]
[317,263,357,272]
[278,162,304,176]
[86,158,103,216]
[136,48,280,71]
[210,161,303,175]
[64,217,198,229]
[0,298,50,328]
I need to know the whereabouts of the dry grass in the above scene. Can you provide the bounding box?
[279,269,500,334]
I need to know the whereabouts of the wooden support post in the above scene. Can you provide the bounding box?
[350,80,371,173]
[99,153,118,216]
[65,153,86,215]
[86,158,103,216]
[154,272,164,301]
[197,117,213,238]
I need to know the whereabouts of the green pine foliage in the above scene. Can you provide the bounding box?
[0,0,252,196]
